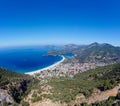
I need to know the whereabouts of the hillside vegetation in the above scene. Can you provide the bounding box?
[0,68,31,85]
[45,64,120,104]
[0,63,120,106]
[0,68,36,105]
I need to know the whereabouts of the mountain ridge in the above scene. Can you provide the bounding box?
[48,42,120,64]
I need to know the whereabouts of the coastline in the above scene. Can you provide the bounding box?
[25,55,65,75]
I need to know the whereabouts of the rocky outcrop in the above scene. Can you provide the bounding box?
[87,85,120,104]
[74,85,120,105]
[0,89,14,105]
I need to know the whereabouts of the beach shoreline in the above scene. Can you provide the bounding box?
[25,55,65,75]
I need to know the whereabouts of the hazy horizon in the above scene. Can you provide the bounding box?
[0,42,120,49]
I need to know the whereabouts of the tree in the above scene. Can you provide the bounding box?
[116,92,120,99]
[21,101,29,106]
[103,79,112,90]
[106,97,114,106]
[81,103,89,106]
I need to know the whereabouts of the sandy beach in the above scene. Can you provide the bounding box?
[25,55,65,75]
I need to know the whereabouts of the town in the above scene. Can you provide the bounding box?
[35,56,107,79]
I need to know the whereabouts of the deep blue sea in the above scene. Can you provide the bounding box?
[0,46,62,73]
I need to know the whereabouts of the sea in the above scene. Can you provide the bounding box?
[63,53,74,58]
[0,46,62,73]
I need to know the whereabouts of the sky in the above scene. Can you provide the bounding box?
[0,0,120,47]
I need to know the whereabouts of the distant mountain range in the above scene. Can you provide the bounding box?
[48,42,120,64]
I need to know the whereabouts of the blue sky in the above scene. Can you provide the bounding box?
[0,0,120,47]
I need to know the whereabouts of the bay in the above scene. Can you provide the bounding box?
[0,46,62,73]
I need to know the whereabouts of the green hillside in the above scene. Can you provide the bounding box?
[0,63,120,105]
[45,64,120,103]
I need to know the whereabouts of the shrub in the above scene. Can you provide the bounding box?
[81,102,89,106]
[21,101,29,106]
[116,92,120,99]
[2,102,9,106]
[31,96,42,103]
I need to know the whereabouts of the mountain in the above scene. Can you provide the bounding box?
[75,42,120,63]
[47,42,120,64]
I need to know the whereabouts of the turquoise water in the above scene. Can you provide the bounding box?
[0,46,62,73]
[63,53,74,58]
